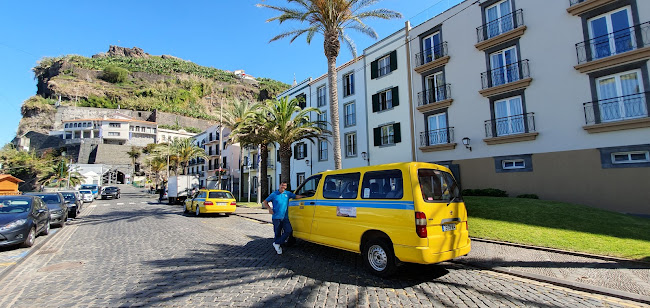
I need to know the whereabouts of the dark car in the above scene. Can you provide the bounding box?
[25,192,68,227]
[101,186,121,200]
[0,195,51,248]
[59,191,82,218]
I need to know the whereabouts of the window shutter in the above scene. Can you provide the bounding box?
[371,60,378,79]
[372,93,379,112]
[373,127,381,146]
[302,144,307,158]
[294,144,298,158]
[389,50,397,71]
[393,123,402,143]
[392,87,399,107]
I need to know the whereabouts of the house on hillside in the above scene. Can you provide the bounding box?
[0,175,24,195]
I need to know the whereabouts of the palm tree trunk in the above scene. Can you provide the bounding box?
[325,32,342,170]
[279,143,292,190]
[260,143,269,199]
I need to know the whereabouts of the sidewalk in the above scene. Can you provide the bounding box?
[234,205,650,304]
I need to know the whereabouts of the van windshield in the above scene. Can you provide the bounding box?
[417,169,461,202]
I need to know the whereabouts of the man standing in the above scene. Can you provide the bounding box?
[263,181,302,255]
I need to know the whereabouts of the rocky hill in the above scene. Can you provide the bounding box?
[18,46,290,136]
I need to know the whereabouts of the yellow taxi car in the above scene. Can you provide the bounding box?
[184,189,236,216]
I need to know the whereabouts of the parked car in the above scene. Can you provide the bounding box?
[79,190,94,203]
[59,191,82,218]
[80,184,100,199]
[101,186,121,199]
[185,189,236,216]
[24,192,68,227]
[0,195,51,248]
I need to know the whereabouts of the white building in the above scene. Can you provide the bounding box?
[62,115,157,147]
[156,128,196,144]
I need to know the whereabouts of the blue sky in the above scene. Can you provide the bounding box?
[0,0,462,146]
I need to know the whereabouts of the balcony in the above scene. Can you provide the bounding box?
[475,9,526,51]
[417,84,453,113]
[414,42,449,74]
[419,128,456,152]
[583,92,650,133]
[567,0,619,16]
[479,60,532,97]
[575,22,650,73]
[484,113,538,145]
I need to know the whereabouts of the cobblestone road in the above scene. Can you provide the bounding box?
[0,190,645,307]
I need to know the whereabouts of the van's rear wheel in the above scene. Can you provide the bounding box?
[362,238,397,277]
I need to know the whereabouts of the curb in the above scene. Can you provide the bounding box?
[470,237,650,265]
[453,259,650,305]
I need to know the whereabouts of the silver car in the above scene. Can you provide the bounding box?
[79,190,94,203]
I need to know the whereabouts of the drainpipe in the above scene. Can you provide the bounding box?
[405,21,418,162]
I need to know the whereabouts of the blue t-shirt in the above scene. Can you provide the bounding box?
[265,190,296,220]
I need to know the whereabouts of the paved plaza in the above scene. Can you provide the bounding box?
[0,186,646,307]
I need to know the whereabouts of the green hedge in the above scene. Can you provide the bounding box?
[462,188,508,197]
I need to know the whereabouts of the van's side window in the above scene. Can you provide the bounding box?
[418,169,460,202]
[323,173,360,199]
[295,175,322,198]
[361,170,403,199]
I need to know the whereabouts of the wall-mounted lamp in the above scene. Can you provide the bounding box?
[305,159,310,166]
[462,137,472,151]
[361,152,368,161]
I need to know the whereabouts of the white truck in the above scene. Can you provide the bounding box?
[167,175,200,205]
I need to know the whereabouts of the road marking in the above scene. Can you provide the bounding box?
[117,203,124,205]
[89,205,96,208]
[140,201,147,204]
[129,202,135,205]
[0,262,17,267]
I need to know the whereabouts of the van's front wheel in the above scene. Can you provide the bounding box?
[362,238,397,277]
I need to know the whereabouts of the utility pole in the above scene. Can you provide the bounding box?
[218,100,223,189]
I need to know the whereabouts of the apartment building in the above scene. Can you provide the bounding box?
[189,125,240,192]
[156,128,196,144]
[364,28,415,165]
[408,0,650,215]
[62,117,157,146]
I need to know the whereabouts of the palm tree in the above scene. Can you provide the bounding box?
[258,0,401,170]
[222,99,257,197]
[38,159,82,188]
[263,96,325,188]
[146,156,168,191]
[126,146,141,176]
[171,138,207,175]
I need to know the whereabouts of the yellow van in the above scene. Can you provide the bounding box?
[288,162,471,277]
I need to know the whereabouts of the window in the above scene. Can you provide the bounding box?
[108,132,120,136]
[612,151,650,164]
[343,73,354,96]
[425,72,447,103]
[502,159,525,169]
[422,32,442,64]
[65,124,69,128]
[295,175,322,198]
[372,87,399,112]
[378,56,391,77]
[426,113,449,145]
[485,0,513,39]
[588,7,634,60]
[209,191,234,199]
[490,46,519,86]
[109,123,121,128]
[596,70,647,122]
[317,86,327,107]
[344,102,356,127]
[296,93,307,109]
[417,169,460,202]
[373,123,401,146]
[361,170,403,199]
[294,143,307,159]
[494,96,524,136]
[323,173,361,199]
[319,140,328,161]
[318,112,328,130]
[345,133,357,157]
[296,173,306,188]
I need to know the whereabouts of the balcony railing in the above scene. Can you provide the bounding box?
[415,42,448,67]
[419,127,454,147]
[583,92,649,125]
[477,9,524,43]
[569,0,585,5]
[576,21,650,64]
[481,60,530,89]
[485,113,536,138]
[417,84,451,106]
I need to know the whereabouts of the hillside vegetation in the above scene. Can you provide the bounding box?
[21,46,290,133]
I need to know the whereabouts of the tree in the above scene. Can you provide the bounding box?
[222,99,257,197]
[263,97,325,189]
[126,146,141,177]
[171,138,207,175]
[0,144,56,191]
[38,158,82,188]
[258,0,401,170]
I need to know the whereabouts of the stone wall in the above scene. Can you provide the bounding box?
[150,110,214,130]
[94,144,133,166]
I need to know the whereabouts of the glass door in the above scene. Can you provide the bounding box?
[422,32,441,64]
[494,97,524,136]
[425,72,446,103]
[486,0,513,39]
[596,70,645,122]
[490,47,519,86]
[588,7,633,60]
[427,113,448,145]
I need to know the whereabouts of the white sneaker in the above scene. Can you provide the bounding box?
[272,243,282,255]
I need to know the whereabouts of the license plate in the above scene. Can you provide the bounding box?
[442,224,456,232]
[216,202,227,205]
